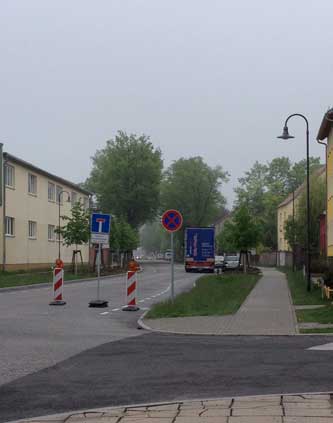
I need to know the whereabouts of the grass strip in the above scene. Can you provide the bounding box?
[0,269,124,288]
[146,273,260,319]
[300,328,333,334]
[297,306,333,324]
[281,268,328,306]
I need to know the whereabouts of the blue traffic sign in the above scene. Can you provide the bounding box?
[91,213,111,234]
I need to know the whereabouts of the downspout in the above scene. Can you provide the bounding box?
[317,137,327,258]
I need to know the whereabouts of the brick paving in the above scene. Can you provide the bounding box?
[142,268,298,335]
[16,394,333,422]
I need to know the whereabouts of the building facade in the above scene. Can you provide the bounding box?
[277,165,326,252]
[0,147,91,270]
[317,108,333,256]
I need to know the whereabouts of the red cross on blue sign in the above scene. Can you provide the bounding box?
[161,209,183,232]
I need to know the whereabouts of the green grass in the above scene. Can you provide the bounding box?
[146,273,260,319]
[0,268,123,288]
[297,306,333,324]
[282,268,328,306]
[300,328,333,334]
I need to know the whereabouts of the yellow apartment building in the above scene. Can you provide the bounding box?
[0,146,91,270]
[317,108,333,256]
[277,165,325,252]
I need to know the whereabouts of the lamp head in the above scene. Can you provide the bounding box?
[277,126,294,140]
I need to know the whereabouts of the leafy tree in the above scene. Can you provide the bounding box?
[235,161,267,217]
[161,157,228,227]
[86,131,163,228]
[109,217,139,253]
[57,202,90,273]
[222,205,261,272]
[235,156,322,250]
[289,157,321,190]
[216,226,237,254]
[161,157,229,257]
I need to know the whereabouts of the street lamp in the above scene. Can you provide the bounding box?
[58,190,71,260]
[277,114,311,291]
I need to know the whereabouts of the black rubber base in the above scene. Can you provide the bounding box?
[122,305,140,311]
[89,300,109,308]
[49,300,66,306]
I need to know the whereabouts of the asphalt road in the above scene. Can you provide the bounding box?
[0,262,197,386]
[1,333,333,422]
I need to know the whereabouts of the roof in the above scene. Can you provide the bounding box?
[317,108,333,141]
[3,152,91,196]
[277,165,325,208]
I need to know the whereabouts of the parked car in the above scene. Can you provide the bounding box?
[223,254,240,270]
[214,255,224,269]
[164,250,172,260]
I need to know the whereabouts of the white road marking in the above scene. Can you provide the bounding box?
[145,297,152,300]
[141,307,149,311]
[308,342,333,351]
[100,312,109,315]
[139,300,145,303]
[112,308,120,311]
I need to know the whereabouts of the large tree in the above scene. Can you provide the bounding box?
[160,157,228,258]
[235,156,322,250]
[86,131,163,228]
[161,157,228,227]
[221,205,261,272]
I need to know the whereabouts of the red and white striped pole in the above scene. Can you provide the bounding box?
[49,267,66,305]
[122,271,139,311]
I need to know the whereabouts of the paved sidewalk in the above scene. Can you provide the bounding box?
[141,268,298,335]
[15,393,333,422]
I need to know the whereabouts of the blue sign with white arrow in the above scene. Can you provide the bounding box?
[91,213,111,234]
[91,213,111,244]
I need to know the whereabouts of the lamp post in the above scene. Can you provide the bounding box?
[58,190,71,260]
[277,114,311,291]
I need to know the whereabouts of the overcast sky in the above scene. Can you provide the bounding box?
[1,1,332,207]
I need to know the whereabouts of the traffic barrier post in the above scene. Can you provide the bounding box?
[49,267,66,306]
[122,271,140,311]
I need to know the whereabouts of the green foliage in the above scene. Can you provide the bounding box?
[223,205,261,252]
[161,156,228,227]
[86,131,163,228]
[109,217,139,252]
[216,225,237,253]
[161,156,228,257]
[235,156,322,250]
[57,202,90,247]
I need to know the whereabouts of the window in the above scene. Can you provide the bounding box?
[83,197,89,210]
[5,217,14,236]
[56,225,61,241]
[28,173,37,195]
[71,191,77,206]
[48,224,55,241]
[4,164,15,187]
[28,221,37,239]
[56,185,63,204]
[48,182,55,202]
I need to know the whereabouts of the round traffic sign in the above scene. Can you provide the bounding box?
[161,209,183,232]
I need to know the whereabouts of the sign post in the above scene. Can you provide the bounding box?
[89,213,111,308]
[161,209,183,301]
